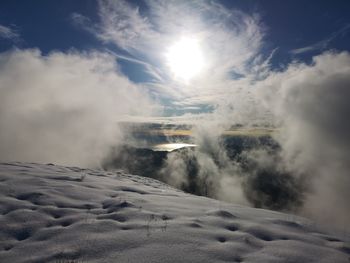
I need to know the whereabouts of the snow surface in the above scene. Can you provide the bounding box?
[0,162,349,263]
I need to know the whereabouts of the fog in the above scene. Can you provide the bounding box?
[258,51,350,227]
[0,49,155,167]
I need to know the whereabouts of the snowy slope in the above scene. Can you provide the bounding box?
[0,162,349,263]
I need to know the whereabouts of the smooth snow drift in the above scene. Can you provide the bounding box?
[0,162,349,263]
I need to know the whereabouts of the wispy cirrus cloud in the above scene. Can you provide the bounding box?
[0,24,20,41]
[72,0,268,113]
[290,24,350,55]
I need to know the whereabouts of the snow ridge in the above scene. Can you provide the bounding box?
[0,162,349,262]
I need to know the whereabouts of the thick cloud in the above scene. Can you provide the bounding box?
[0,49,155,167]
[257,51,350,227]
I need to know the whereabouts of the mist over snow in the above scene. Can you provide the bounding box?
[159,51,350,228]
[101,51,350,230]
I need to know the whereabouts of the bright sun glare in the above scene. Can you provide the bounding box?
[166,37,205,82]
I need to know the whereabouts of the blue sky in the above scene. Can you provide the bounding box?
[1,1,350,66]
[1,0,350,117]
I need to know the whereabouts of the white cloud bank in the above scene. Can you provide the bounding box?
[0,49,155,167]
[257,51,350,227]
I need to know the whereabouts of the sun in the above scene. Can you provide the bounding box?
[165,37,205,82]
